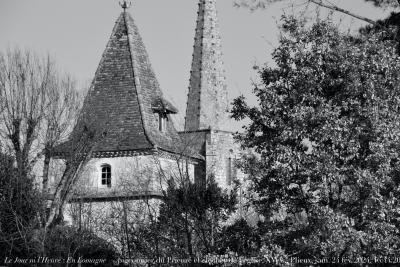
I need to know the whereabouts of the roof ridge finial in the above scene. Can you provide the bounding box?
[119,0,132,12]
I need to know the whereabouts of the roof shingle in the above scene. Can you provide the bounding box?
[57,12,184,155]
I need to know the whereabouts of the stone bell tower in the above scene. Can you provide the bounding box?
[182,0,240,188]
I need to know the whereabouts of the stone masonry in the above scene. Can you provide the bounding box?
[180,0,243,189]
[184,0,229,132]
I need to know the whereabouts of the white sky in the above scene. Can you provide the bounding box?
[0,0,390,130]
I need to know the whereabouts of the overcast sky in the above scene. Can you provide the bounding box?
[0,0,390,130]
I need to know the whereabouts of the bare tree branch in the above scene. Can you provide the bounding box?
[309,0,378,25]
[234,0,379,25]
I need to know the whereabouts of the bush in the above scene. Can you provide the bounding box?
[0,153,42,259]
[218,218,261,257]
[45,225,118,266]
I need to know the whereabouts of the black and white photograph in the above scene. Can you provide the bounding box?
[0,0,399,266]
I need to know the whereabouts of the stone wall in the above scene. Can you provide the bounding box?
[205,130,245,188]
[185,0,229,131]
[49,153,196,239]
[179,129,245,189]
[50,155,195,199]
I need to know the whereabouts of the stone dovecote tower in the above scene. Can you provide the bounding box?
[181,0,241,188]
[185,0,229,131]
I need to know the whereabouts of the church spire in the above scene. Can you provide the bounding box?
[184,0,229,131]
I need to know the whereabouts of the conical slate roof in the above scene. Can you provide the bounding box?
[62,11,183,155]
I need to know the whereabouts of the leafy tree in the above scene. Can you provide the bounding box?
[131,177,237,260]
[231,15,400,259]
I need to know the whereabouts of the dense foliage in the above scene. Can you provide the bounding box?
[232,16,400,259]
[364,0,400,8]
[45,225,118,266]
[218,218,261,257]
[0,151,118,265]
[129,177,238,260]
[0,152,42,259]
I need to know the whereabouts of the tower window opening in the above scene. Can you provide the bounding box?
[226,149,237,186]
[226,156,232,186]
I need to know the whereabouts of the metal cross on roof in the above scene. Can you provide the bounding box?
[119,0,132,11]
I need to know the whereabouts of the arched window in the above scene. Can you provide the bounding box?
[101,164,111,188]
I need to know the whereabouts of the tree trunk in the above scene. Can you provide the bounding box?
[45,126,100,229]
[122,201,132,261]
[42,148,51,194]
[185,213,194,261]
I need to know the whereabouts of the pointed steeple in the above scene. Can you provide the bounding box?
[70,10,182,155]
[184,0,229,131]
